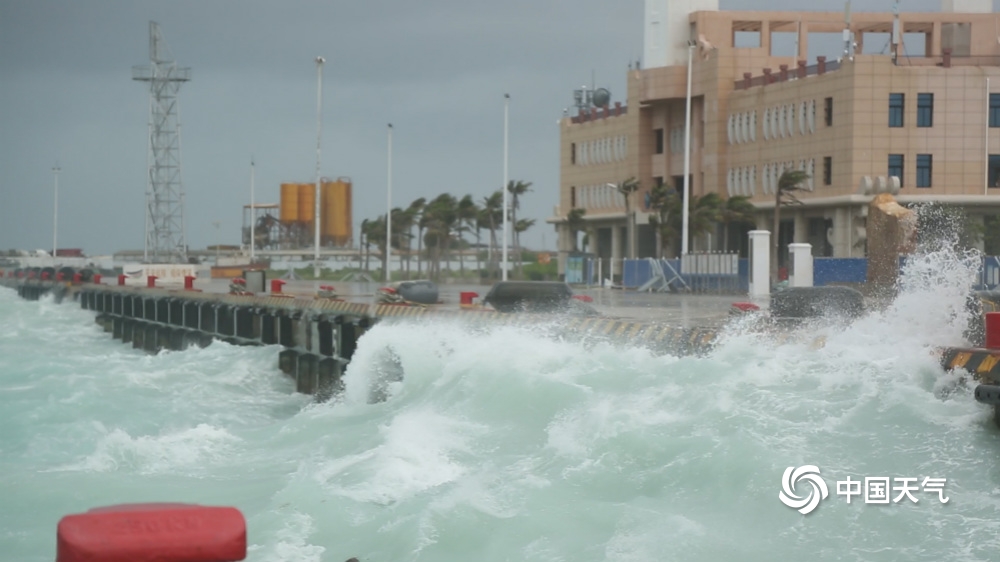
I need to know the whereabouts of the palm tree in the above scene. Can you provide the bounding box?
[481,191,503,278]
[456,194,478,276]
[403,198,425,276]
[360,218,371,271]
[566,208,587,252]
[392,203,422,279]
[515,218,535,265]
[689,192,723,249]
[506,180,532,273]
[617,178,640,258]
[387,207,412,281]
[647,180,680,257]
[360,217,386,275]
[773,169,810,283]
[719,195,757,253]
[422,194,458,279]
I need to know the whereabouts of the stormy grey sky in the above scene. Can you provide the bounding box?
[0,0,973,256]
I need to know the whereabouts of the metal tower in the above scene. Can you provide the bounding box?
[132,21,190,263]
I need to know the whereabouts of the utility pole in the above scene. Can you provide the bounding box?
[52,163,60,260]
[502,93,510,281]
[250,157,255,261]
[313,56,325,279]
[386,123,393,282]
[682,41,695,257]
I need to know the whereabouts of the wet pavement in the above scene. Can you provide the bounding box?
[155,278,742,329]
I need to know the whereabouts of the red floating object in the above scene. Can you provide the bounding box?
[56,503,246,562]
[731,302,760,312]
[986,312,1000,350]
[571,294,594,303]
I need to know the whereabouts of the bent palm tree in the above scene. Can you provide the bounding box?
[720,195,757,253]
[773,169,810,283]
[506,180,532,273]
[566,208,587,252]
[617,178,640,258]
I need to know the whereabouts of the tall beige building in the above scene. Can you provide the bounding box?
[552,0,1000,279]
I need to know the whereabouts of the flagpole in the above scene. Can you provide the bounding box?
[502,93,509,281]
[250,157,255,261]
[386,123,393,282]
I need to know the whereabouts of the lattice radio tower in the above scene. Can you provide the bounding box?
[132,21,190,263]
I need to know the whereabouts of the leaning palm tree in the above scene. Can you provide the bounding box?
[617,178,640,258]
[515,218,535,268]
[647,180,681,257]
[719,195,757,253]
[689,192,723,248]
[456,194,478,276]
[403,198,425,276]
[388,207,412,281]
[405,198,426,275]
[566,208,587,252]
[773,169,810,283]
[481,191,504,278]
[422,193,458,279]
[506,180,532,273]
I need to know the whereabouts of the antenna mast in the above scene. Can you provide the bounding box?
[132,22,191,263]
[891,0,901,63]
[843,1,854,61]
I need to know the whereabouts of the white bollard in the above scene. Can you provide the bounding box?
[788,243,814,288]
[748,230,771,298]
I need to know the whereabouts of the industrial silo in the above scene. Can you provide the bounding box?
[298,182,316,230]
[280,183,299,224]
[321,180,336,244]
[331,178,352,247]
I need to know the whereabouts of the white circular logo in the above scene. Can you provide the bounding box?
[779,465,829,515]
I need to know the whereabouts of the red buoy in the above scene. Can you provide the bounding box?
[56,503,246,562]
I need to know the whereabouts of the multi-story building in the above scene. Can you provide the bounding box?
[552,0,1000,279]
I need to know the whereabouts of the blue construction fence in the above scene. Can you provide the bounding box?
[565,255,1000,294]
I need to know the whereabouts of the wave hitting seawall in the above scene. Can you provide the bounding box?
[2,241,1000,562]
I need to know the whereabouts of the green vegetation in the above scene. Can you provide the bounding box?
[356,180,550,282]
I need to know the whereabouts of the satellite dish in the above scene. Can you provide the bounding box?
[593,88,611,107]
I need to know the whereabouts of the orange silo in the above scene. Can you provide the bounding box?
[321,180,337,243]
[298,182,316,228]
[331,178,353,247]
[280,183,299,223]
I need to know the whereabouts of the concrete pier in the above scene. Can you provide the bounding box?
[7,277,999,411]
[0,278,729,402]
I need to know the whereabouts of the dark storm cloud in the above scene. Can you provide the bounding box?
[0,0,965,254]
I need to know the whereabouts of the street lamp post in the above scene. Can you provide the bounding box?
[213,221,221,266]
[250,157,255,261]
[313,56,325,279]
[502,93,510,281]
[386,123,393,282]
[682,41,695,258]
[52,163,60,261]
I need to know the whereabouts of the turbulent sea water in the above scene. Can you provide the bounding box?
[4,243,1000,562]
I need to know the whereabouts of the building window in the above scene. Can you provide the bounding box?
[990,155,1000,187]
[654,128,664,154]
[888,154,904,186]
[991,95,1000,127]
[571,143,576,164]
[889,93,905,127]
[570,186,576,207]
[824,97,833,127]
[823,156,832,185]
[917,93,933,127]
[916,154,932,187]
